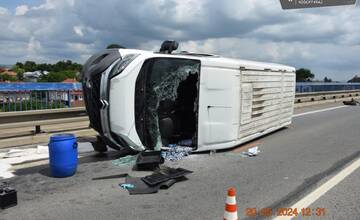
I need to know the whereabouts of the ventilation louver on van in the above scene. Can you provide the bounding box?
[239,70,295,138]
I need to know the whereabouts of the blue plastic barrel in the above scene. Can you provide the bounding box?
[48,134,78,177]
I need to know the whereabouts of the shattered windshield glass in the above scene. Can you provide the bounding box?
[136,58,200,150]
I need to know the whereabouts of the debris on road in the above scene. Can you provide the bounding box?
[135,151,164,170]
[119,183,135,190]
[161,144,192,161]
[122,166,193,195]
[240,146,260,157]
[0,182,17,209]
[111,155,137,167]
[92,173,128,180]
[0,146,50,179]
[1,149,28,158]
[343,99,360,106]
[36,145,49,154]
[247,146,260,156]
[0,145,49,159]
[124,176,159,195]
[0,163,14,179]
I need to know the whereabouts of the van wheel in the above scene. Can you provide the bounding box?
[91,136,108,153]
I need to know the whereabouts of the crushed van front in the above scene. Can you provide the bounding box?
[82,49,142,151]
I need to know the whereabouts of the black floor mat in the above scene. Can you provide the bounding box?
[124,175,188,195]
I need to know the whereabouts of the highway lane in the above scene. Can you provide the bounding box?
[312,168,360,220]
[1,104,359,220]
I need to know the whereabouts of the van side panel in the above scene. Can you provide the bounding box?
[197,66,240,146]
[196,66,295,152]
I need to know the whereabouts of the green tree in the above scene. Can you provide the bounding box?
[17,72,24,81]
[10,60,83,82]
[15,62,24,69]
[12,65,25,81]
[38,70,77,82]
[296,68,314,82]
[37,63,50,71]
[324,77,332,82]
[23,61,37,72]
[348,75,360,83]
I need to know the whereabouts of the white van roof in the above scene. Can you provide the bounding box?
[119,48,296,73]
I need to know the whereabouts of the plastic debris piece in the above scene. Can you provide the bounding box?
[141,173,170,186]
[158,167,193,179]
[240,146,260,157]
[248,146,259,156]
[0,162,14,179]
[119,183,135,189]
[0,146,50,179]
[3,149,28,158]
[112,155,137,167]
[92,173,128,180]
[36,145,49,154]
[161,144,192,161]
[136,151,164,171]
[125,176,159,194]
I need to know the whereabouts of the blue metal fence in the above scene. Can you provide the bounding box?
[296,83,360,93]
[0,83,82,112]
[2,82,360,112]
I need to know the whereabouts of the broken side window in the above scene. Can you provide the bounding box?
[135,58,200,150]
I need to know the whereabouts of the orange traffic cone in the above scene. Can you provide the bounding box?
[223,187,238,220]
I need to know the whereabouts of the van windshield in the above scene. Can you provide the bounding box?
[135,58,200,150]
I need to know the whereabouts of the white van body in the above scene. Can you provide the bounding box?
[82,48,295,152]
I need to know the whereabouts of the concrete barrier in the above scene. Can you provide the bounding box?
[295,90,360,107]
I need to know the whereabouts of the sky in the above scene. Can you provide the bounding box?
[0,0,359,81]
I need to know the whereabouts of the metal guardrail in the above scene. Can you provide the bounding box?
[296,83,360,93]
[0,107,91,149]
[0,90,358,122]
[295,90,360,103]
[0,107,88,137]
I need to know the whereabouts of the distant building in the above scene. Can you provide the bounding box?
[23,70,49,82]
[0,68,18,82]
[60,78,83,106]
[63,78,78,83]
[2,70,17,78]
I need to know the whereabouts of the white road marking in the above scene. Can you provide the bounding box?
[272,157,360,220]
[293,106,348,118]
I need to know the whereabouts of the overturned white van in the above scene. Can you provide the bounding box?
[81,41,295,153]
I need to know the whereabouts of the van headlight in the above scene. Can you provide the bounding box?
[109,54,139,78]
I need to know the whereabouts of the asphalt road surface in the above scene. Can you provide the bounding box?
[1,103,359,220]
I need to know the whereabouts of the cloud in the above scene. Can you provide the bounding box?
[15,5,29,16]
[0,7,9,16]
[73,26,84,37]
[0,0,359,81]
